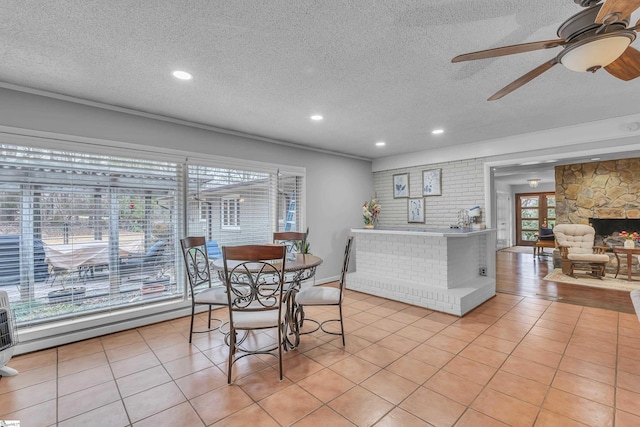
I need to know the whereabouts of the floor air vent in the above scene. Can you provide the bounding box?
[0,290,18,377]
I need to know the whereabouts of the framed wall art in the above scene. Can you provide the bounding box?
[407,198,424,223]
[422,169,441,196]
[393,173,409,198]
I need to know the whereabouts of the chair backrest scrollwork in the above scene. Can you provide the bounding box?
[180,236,212,296]
[222,245,287,313]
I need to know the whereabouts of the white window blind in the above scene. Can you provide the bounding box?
[0,144,183,325]
[277,171,304,232]
[186,164,274,253]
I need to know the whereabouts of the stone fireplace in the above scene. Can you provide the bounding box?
[555,158,640,225]
[590,218,640,247]
[555,158,640,274]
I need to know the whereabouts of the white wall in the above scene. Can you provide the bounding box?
[0,87,373,284]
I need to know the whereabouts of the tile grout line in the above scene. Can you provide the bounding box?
[527,298,583,426]
[445,295,538,426]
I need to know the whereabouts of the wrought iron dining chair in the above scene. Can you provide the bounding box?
[222,244,287,383]
[273,231,307,253]
[180,236,228,344]
[273,231,309,290]
[295,236,353,346]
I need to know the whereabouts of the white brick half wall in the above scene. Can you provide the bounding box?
[347,228,496,316]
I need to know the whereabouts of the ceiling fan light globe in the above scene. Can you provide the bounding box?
[559,33,635,72]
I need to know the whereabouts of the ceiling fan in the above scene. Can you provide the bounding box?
[452,0,640,100]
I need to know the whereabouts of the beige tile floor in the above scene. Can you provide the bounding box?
[1,289,640,426]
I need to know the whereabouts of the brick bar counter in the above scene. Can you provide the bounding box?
[347,227,497,316]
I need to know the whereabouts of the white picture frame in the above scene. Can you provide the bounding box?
[422,169,442,196]
[407,198,424,223]
[393,173,409,198]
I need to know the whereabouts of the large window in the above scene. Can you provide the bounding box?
[0,143,305,326]
[0,144,181,325]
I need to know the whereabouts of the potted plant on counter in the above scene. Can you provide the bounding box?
[362,197,381,229]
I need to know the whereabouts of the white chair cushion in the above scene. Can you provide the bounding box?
[567,253,609,263]
[567,247,596,255]
[194,286,227,305]
[232,309,285,329]
[554,224,596,251]
[296,286,341,305]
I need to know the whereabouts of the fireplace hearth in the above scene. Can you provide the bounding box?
[590,218,640,248]
[590,218,640,237]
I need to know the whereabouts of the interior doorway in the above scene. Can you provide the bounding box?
[496,191,511,249]
[515,192,555,246]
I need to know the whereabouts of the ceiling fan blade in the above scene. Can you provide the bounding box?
[604,46,640,80]
[596,0,640,24]
[488,58,558,101]
[451,39,566,63]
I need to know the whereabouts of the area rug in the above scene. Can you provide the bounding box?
[499,246,533,254]
[543,268,640,292]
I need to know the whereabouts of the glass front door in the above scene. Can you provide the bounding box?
[516,192,555,246]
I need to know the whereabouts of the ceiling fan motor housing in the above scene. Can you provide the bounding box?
[557,3,636,73]
[557,4,627,41]
[574,0,602,7]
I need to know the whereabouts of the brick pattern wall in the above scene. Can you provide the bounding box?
[372,159,485,228]
[353,232,449,288]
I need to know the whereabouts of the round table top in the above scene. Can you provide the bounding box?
[211,253,323,272]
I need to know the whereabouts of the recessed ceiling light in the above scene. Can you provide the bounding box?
[431,129,444,135]
[591,157,601,161]
[310,115,323,121]
[172,70,192,80]
[376,141,386,147]
[544,159,558,163]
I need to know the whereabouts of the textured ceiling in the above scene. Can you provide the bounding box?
[1,1,640,160]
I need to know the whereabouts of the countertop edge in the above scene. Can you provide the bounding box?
[350,227,496,237]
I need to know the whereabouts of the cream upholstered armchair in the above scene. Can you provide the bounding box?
[553,224,609,279]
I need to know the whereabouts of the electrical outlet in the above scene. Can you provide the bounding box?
[479,267,487,276]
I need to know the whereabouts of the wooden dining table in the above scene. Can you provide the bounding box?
[211,253,323,349]
[613,247,640,281]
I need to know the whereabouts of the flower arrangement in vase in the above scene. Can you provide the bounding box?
[362,197,381,228]
[620,231,638,248]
